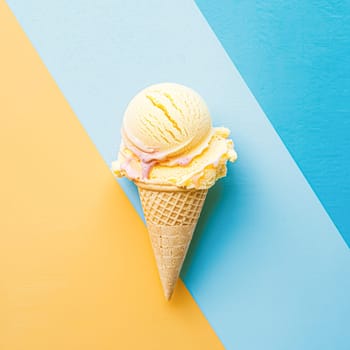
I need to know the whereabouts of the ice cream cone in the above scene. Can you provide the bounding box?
[136,182,207,300]
[112,83,237,301]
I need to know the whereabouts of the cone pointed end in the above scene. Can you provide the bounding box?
[163,286,174,301]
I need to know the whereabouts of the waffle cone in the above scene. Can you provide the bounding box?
[136,182,207,300]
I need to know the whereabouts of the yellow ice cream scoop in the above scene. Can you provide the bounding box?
[113,82,237,189]
[122,82,212,160]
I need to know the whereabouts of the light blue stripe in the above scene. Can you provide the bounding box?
[7,1,350,349]
[196,0,350,246]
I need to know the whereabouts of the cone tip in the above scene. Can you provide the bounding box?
[164,287,174,301]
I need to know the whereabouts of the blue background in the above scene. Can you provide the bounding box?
[7,1,350,349]
[196,0,350,246]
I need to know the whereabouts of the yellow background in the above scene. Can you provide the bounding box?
[0,2,223,348]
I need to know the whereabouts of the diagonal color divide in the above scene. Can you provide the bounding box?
[4,0,350,349]
[196,0,350,246]
[0,2,224,349]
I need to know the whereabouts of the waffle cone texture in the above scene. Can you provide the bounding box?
[136,182,207,300]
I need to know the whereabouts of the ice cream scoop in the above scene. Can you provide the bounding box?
[112,83,237,300]
[113,82,237,189]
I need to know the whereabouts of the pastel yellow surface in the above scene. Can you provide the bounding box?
[0,2,224,349]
